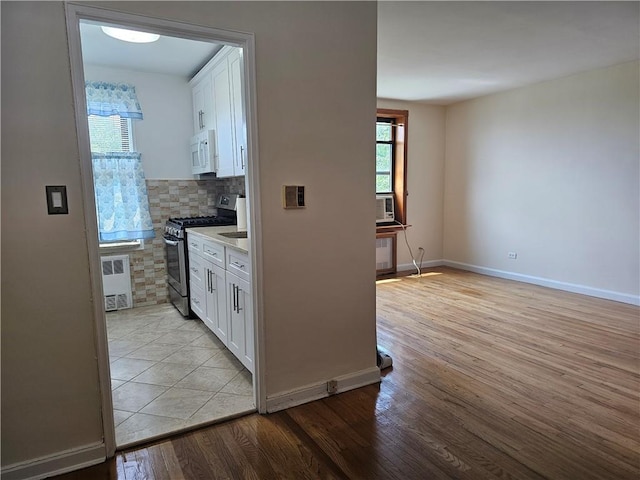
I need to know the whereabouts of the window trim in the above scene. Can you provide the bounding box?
[99,239,145,253]
[377,108,408,226]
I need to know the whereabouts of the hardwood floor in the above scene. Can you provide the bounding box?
[53,267,639,479]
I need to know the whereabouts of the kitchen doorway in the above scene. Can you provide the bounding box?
[66,4,262,454]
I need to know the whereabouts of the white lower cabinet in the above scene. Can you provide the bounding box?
[188,232,253,374]
[188,252,207,321]
[206,263,227,345]
[226,271,253,373]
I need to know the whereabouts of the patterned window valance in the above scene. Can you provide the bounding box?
[85,81,144,119]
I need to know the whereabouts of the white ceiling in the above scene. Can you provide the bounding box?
[80,3,639,103]
[80,22,222,79]
[378,1,640,104]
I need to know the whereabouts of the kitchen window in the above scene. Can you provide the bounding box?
[87,115,143,250]
[88,115,133,153]
[376,109,408,225]
[85,81,154,249]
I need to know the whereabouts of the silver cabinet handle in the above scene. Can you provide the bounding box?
[232,284,237,313]
[233,284,243,313]
[209,270,216,293]
[231,261,245,270]
[240,146,245,169]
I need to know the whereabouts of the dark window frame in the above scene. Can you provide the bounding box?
[376,108,408,226]
[376,117,395,194]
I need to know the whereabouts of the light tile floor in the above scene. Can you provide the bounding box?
[107,303,254,447]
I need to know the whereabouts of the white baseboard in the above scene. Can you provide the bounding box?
[397,259,444,273]
[1,442,105,480]
[444,260,640,306]
[266,366,381,413]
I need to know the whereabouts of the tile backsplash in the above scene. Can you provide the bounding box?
[128,177,245,308]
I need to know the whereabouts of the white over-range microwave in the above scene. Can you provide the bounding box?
[190,130,216,175]
[376,194,395,223]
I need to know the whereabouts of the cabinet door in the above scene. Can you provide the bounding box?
[192,74,213,133]
[212,61,235,178]
[192,83,204,133]
[227,272,253,373]
[239,279,253,373]
[206,264,228,345]
[229,49,246,176]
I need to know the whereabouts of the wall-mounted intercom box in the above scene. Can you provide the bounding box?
[283,185,305,209]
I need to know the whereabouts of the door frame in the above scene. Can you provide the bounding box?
[65,3,264,457]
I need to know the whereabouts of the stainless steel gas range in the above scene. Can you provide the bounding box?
[164,194,239,316]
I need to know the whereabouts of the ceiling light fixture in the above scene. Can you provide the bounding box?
[101,26,160,44]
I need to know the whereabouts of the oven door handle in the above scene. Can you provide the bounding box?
[163,237,180,246]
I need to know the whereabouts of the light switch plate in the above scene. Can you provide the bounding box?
[283,185,305,209]
[46,185,69,215]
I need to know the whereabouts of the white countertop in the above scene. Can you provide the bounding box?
[186,226,249,254]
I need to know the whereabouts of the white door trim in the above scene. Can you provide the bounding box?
[64,3,264,458]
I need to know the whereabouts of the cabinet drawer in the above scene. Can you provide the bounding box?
[188,253,205,286]
[186,234,203,254]
[202,240,225,268]
[227,250,250,281]
[190,283,206,320]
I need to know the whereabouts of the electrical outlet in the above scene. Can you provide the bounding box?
[327,379,338,394]
[508,252,518,259]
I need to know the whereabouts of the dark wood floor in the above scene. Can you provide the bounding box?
[54,267,639,479]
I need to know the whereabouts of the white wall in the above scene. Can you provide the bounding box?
[1,1,104,469]
[377,99,445,270]
[2,0,378,473]
[84,64,194,179]
[444,61,640,301]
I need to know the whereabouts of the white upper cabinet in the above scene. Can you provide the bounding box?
[189,46,247,178]
[192,74,213,133]
[229,49,246,177]
[211,58,235,177]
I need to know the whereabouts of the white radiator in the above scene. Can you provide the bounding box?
[376,236,394,271]
[101,255,132,311]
